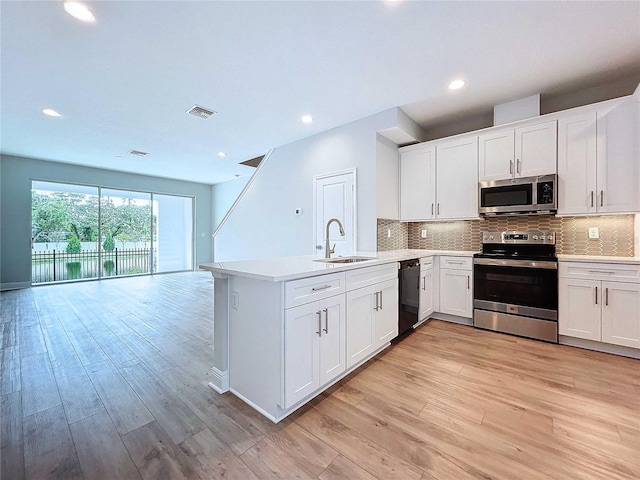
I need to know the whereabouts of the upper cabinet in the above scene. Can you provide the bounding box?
[400,143,436,221]
[478,120,557,182]
[399,135,478,222]
[557,98,639,215]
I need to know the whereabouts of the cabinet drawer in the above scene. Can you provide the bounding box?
[420,257,434,269]
[345,263,398,291]
[559,262,640,283]
[439,256,472,271]
[285,273,346,308]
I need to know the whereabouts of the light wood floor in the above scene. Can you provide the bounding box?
[1,272,639,479]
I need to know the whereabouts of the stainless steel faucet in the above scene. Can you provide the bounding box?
[325,218,345,258]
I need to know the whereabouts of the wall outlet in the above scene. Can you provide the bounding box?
[294,208,302,216]
[588,227,600,239]
[232,291,239,309]
[421,229,427,238]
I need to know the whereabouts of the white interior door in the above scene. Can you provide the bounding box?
[314,170,356,257]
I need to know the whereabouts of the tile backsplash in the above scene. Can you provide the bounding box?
[378,215,635,257]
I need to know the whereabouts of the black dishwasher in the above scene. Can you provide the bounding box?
[398,259,420,336]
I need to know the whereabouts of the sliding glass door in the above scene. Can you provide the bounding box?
[31,180,194,284]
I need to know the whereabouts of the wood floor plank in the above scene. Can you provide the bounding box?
[120,332,177,373]
[23,405,83,480]
[122,420,201,480]
[84,360,154,435]
[40,322,77,362]
[1,345,21,394]
[179,427,260,480]
[51,354,105,424]
[2,391,25,480]
[319,454,377,480]
[69,410,141,480]
[120,362,207,444]
[240,437,316,480]
[21,352,62,416]
[64,327,109,366]
[18,323,48,357]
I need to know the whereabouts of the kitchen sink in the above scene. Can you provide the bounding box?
[314,256,376,264]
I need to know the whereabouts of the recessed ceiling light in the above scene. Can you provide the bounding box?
[217,151,227,158]
[234,174,241,178]
[448,79,466,90]
[128,150,149,157]
[42,108,62,117]
[115,155,123,159]
[63,1,96,23]
[301,114,314,124]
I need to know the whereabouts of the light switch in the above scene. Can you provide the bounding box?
[588,227,599,239]
[387,229,391,238]
[421,229,427,238]
[232,291,239,309]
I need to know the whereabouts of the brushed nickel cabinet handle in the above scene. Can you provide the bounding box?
[374,291,379,311]
[316,311,322,336]
[323,308,329,333]
[312,285,331,291]
[510,160,513,174]
[467,275,470,289]
[590,191,594,208]
[516,159,521,174]
[422,276,426,290]
[437,203,440,215]
[600,190,604,207]
[605,288,609,306]
[595,286,598,305]
[380,290,383,310]
[431,203,434,215]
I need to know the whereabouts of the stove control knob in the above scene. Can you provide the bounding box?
[489,235,495,240]
[533,235,539,240]
[547,235,553,241]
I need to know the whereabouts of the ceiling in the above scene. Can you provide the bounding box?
[1,1,639,185]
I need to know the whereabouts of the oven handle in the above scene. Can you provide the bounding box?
[473,258,557,269]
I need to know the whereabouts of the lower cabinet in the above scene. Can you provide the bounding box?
[439,257,473,319]
[346,278,398,368]
[559,277,640,349]
[283,294,346,408]
[419,259,434,321]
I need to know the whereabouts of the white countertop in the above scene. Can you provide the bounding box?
[199,249,476,282]
[558,254,640,265]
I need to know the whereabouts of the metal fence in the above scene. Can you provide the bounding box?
[32,248,154,284]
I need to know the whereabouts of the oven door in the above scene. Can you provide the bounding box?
[473,258,558,320]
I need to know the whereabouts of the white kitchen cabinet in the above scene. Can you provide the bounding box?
[559,261,640,349]
[399,135,478,221]
[478,120,557,181]
[439,256,473,319]
[400,143,436,221]
[419,258,434,321]
[346,277,398,368]
[435,135,478,220]
[283,294,346,408]
[557,98,639,215]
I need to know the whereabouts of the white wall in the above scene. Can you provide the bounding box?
[213,108,401,262]
[212,176,250,231]
[376,133,400,220]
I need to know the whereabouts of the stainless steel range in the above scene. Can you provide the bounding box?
[473,230,558,343]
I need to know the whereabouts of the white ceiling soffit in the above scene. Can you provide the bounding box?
[1,1,639,185]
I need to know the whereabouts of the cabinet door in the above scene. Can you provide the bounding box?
[284,302,320,408]
[514,120,557,177]
[558,278,601,341]
[346,284,377,368]
[601,282,640,349]
[318,296,347,386]
[375,278,399,347]
[596,99,640,213]
[436,136,479,220]
[439,269,472,318]
[419,266,434,320]
[478,128,514,181]
[557,111,597,214]
[400,144,436,221]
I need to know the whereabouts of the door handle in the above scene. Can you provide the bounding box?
[323,308,329,333]
[316,311,322,336]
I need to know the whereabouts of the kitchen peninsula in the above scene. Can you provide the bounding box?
[200,249,474,422]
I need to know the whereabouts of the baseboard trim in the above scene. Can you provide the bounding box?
[0,281,30,291]
[208,366,229,393]
[559,336,640,359]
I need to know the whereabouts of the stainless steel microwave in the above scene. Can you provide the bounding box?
[478,174,557,216]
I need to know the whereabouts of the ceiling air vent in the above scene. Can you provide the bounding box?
[128,150,149,157]
[187,105,217,119]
